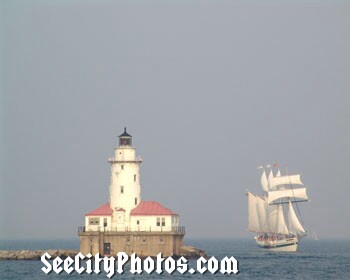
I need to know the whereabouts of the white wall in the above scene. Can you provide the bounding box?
[130,215,178,232]
[85,214,180,232]
[85,216,112,231]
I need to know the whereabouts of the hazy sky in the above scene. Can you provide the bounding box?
[1,0,350,240]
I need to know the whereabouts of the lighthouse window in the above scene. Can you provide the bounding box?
[89,218,99,225]
[135,198,137,205]
[161,218,166,227]
[134,174,136,182]
[104,218,107,227]
[120,138,131,146]
[156,218,160,226]
[121,165,124,170]
[137,220,140,225]
[120,186,124,194]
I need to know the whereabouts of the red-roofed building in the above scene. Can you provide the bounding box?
[129,201,179,232]
[84,203,112,231]
[79,129,185,257]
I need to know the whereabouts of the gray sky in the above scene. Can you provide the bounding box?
[1,0,350,240]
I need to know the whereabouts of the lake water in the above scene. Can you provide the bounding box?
[0,238,349,279]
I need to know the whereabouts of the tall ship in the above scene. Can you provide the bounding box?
[247,164,309,252]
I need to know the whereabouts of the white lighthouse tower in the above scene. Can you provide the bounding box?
[108,128,142,228]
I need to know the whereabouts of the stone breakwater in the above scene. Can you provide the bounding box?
[179,246,207,258]
[0,246,207,260]
[0,249,78,260]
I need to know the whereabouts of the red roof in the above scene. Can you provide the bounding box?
[130,201,177,216]
[85,203,112,216]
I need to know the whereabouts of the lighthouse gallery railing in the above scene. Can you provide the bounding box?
[78,225,185,234]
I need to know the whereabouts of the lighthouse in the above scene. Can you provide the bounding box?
[78,128,185,257]
[109,128,142,228]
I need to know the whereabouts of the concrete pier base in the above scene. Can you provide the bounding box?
[78,230,185,257]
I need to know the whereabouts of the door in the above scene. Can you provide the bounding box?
[103,243,111,255]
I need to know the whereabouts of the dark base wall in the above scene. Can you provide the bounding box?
[78,231,185,257]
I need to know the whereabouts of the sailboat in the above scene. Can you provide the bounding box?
[247,164,309,252]
[311,231,319,240]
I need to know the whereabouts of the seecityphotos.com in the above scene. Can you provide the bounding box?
[41,252,239,277]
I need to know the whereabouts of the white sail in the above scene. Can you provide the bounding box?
[260,170,269,192]
[247,193,260,232]
[268,170,274,189]
[267,188,308,204]
[277,204,289,234]
[269,174,303,188]
[288,201,305,234]
[256,196,270,232]
[266,203,278,233]
[275,168,281,177]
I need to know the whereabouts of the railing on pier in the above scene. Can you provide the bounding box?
[78,225,185,234]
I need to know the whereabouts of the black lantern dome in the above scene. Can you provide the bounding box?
[119,127,132,146]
